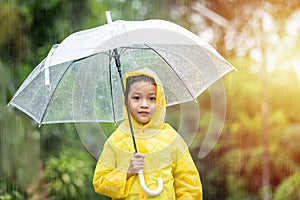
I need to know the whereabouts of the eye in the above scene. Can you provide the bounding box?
[149,96,156,101]
[132,96,140,100]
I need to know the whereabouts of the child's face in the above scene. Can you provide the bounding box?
[127,81,157,125]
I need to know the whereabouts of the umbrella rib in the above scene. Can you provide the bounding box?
[108,51,117,124]
[121,46,151,50]
[39,62,73,124]
[144,44,195,101]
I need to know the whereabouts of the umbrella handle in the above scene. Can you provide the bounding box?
[138,169,163,196]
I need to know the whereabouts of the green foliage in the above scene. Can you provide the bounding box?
[0,109,41,199]
[0,191,25,200]
[44,149,93,199]
[38,123,109,199]
[0,62,15,105]
[274,172,300,200]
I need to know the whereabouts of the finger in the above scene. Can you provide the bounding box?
[129,164,144,174]
[131,154,145,163]
[131,159,144,166]
[131,159,144,167]
[132,164,144,171]
[133,153,145,158]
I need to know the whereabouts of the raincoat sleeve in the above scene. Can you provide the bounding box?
[93,140,133,199]
[173,149,203,200]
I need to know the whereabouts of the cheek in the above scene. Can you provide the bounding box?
[150,104,156,114]
[128,101,135,112]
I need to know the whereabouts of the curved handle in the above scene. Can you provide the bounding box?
[138,169,163,196]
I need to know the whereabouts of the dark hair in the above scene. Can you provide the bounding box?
[125,75,156,99]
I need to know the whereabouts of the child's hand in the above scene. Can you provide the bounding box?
[127,153,145,179]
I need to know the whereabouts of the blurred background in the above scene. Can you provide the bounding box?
[1,0,300,199]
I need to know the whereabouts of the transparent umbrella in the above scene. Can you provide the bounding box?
[8,11,235,196]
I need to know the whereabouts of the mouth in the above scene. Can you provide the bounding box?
[138,111,150,115]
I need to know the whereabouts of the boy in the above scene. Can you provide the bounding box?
[93,68,202,199]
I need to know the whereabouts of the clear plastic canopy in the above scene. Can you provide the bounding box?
[9,19,235,125]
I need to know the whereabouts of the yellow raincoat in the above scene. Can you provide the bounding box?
[93,68,202,200]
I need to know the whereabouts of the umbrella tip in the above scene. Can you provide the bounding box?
[106,11,112,24]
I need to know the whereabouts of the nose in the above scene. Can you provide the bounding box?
[140,99,149,108]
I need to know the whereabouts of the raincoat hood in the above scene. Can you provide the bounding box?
[119,68,166,138]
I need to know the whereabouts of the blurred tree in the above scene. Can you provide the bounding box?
[196,57,300,199]
[0,2,29,66]
[190,1,300,199]
[0,106,41,199]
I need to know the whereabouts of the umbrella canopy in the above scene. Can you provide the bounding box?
[9,18,235,125]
